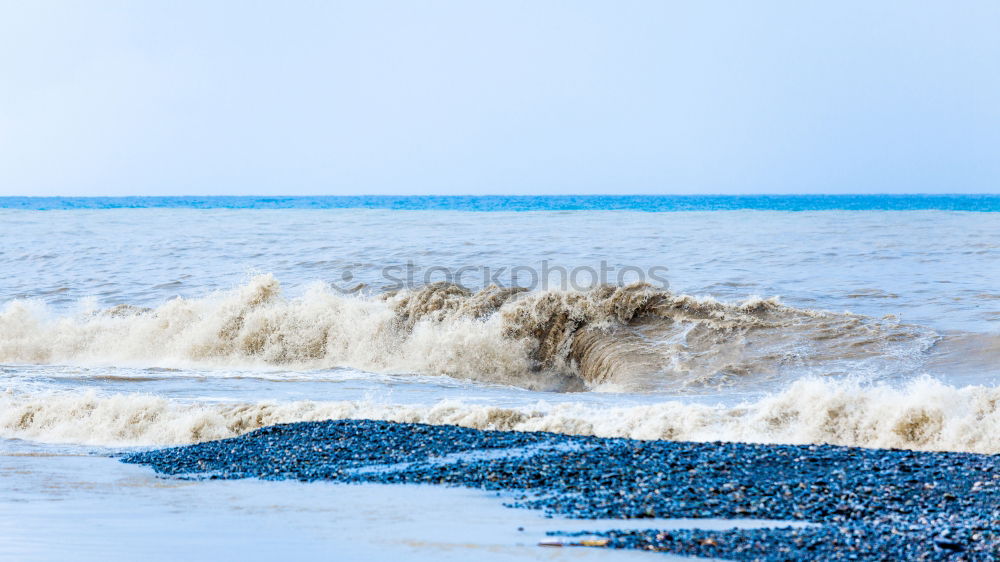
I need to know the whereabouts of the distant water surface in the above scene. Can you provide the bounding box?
[2,194,1000,211]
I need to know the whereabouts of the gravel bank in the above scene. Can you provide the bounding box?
[122,420,1000,560]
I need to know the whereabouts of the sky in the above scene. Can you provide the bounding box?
[1,1,998,196]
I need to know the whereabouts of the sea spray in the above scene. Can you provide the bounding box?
[0,275,932,392]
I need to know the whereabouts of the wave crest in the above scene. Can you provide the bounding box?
[0,275,930,391]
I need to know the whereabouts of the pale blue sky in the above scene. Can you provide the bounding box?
[1,1,998,196]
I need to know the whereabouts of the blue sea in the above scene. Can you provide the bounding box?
[3,194,1000,211]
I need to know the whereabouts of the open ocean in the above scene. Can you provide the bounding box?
[2,195,999,559]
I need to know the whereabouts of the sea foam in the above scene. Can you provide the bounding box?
[0,274,932,392]
[4,377,998,453]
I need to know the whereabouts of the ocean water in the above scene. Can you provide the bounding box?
[1,197,999,452]
[1,196,999,558]
[4,194,1000,211]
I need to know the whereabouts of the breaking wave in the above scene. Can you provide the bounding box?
[3,377,999,453]
[0,274,932,392]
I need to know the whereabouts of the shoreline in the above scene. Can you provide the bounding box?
[123,420,1000,560]
[2,445,664,561]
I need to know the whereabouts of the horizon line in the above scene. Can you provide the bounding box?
[3,193,999,199]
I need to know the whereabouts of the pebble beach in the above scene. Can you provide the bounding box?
[125,419,1000,560]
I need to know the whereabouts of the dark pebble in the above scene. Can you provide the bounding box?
[121,420,1000,560]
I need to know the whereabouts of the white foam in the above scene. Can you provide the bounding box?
[4,376,999,453]
[0,276,545,387]
[0,274,935,392]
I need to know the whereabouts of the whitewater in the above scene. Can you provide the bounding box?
[2,201,999,454]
